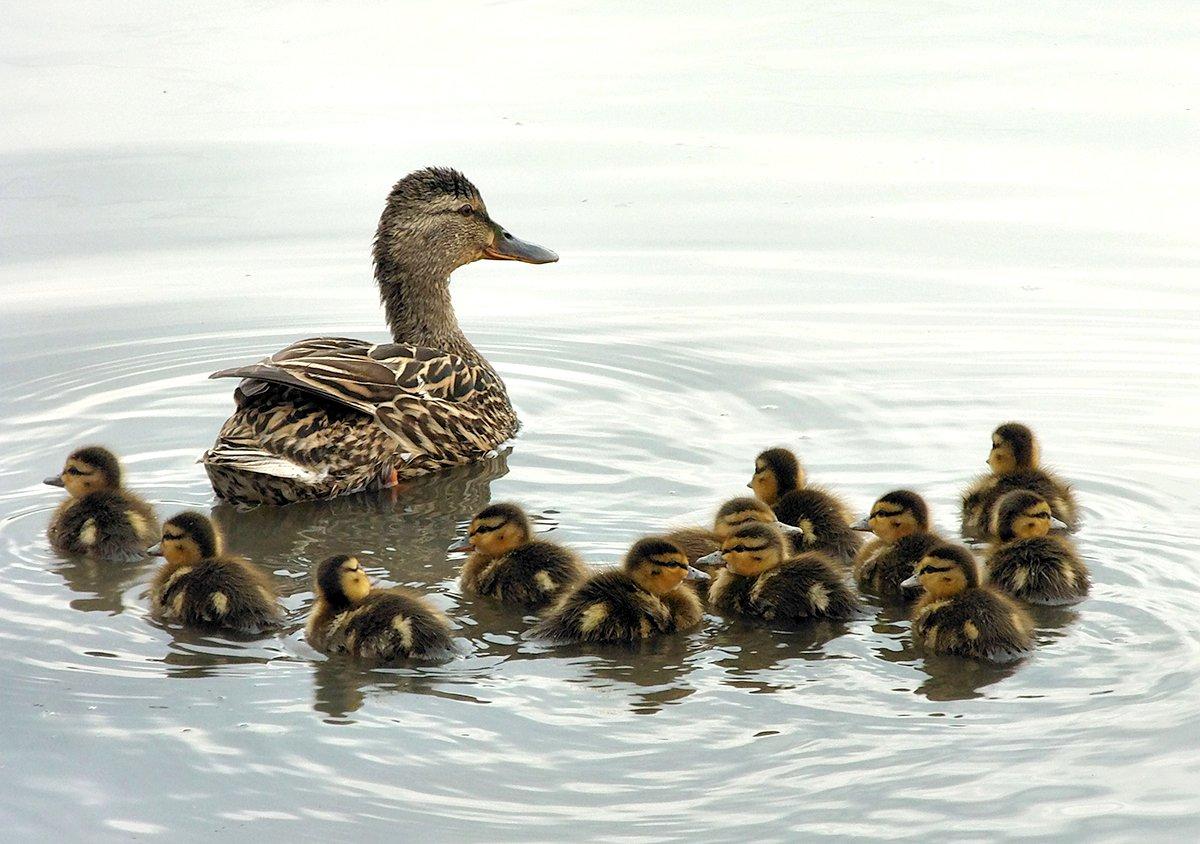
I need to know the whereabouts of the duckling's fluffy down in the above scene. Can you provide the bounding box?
[854,532,942,600]
[315,589,453,660]
[772,488,862,565]
[961,469,1077,537]
[460,540,587,610]
[912,588,1032,659]
[986,535,1090,605]
[48,490,157,562]
[534,570,702,644]
[709,553,859,623]
[150,556,281,633]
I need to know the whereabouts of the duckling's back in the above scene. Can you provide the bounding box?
[963,469,1077,536]
[535,570,668,643]
[465,540,586,609]
[773,488,862,565]
[331,589,453,661]
[154,556,280,632]
[854,532,941,600]
[48,490,157,562]
[912,588,1032,659]
[754,554,860,621]
[986,535,1090,605]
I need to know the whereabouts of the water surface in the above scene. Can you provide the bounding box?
[2,2,1199,840]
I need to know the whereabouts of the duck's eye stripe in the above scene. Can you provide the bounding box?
[921,565,953,574]
[1029,512,1051,519]
[872,509,903,519]
[163,532,185,541]
[472,523,502,535]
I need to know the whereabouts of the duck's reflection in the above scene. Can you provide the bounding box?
[51,555,154,615]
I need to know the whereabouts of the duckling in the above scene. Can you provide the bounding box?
[306,554,454,661]
[454,502,587,610]
[961,422,1078,538]
[748,448,861,564]
[44,446,157,562]
[149,511,282,633]
[850,490,942,600]
[985,490,1090,605]
[903,543,1033,659]
[534,538,705,644]
[700,522,859,623]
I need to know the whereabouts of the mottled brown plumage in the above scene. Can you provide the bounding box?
[852,490,937,600]
[307,554,453,660]
[985,490,1090,605]
[45,446,157,562]
[204,168,556,506]
[149,511,281,633]
[748,448,859,564]
[534,538,703,644]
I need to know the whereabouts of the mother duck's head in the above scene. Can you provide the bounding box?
[374,167,557,280]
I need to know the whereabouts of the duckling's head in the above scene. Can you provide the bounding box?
[457,502,533,558]
[719,522,787,577]
[987,422,1039,474]
[44,446,122,498]
[853,489,930,542]
[156,511,221,567]
[624,538,696,596]
[314,554,372,610]
[712,496,778,539]
[992,490,1058,541]
[373,167,557,281]
[902,544,979,600]
[749,448,805,506]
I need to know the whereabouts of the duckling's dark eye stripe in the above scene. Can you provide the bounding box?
[727,516,756,526]
[871,509,904,519]
[1025,512,1051,520]
[163,532,186,541]
[471,523,504,536]
[654,560,688,570]
[726,544,767,553]
[920,564,954,574]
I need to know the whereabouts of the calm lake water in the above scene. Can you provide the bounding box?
[2,2,1199,840]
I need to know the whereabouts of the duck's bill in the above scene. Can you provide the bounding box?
[448,539,474,553]
[694,551,724,568]
[43,475,66,487]
[685,565,711,582]
[1050,516,1071,531]
[900,574,920,589]
[850,517,870,531]
[483,225,558,264]
[146,543,163,557]
[776,521,805,538]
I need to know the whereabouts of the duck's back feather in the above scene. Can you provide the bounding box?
[150,556,281,632]
[986,535,1090,605]
[460,540,587,609]
[48,490,157,562]
[912,587,1033,659]
[320,589,453,661]
[534,570,675,643]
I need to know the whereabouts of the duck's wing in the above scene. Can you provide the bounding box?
[210,337,489,414]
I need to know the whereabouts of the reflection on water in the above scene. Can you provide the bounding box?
[3,1,1200,838]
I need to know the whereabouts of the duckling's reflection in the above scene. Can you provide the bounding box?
[51,555,154,614]
[210,451,510,594]
[310,655,481,719]
[707,619,854,693]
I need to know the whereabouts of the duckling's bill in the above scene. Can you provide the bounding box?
[694,551,723,568]
[686,565,710,582]
[43,475,65,487]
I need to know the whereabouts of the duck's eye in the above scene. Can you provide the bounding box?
[457,204,473,216]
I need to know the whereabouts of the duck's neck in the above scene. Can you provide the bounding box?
[374,252,481,363]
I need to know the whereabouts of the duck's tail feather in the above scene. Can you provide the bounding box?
[201,443,328,483]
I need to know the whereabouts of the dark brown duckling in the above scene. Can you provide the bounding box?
[149,511,282,633]
[748,447,861,564]
[534,538,705,644]
[904,543,1033,660]
[961,422,1078,538]
[306,554,454,661]
[985,490,1089,605]
[453,502,587,610]
[850,489,941,601]
[702,522,859,623]
[45,446,157,562]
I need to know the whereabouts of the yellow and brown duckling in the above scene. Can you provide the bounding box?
[534,538,705,644]
[699,522,859,623]
[45,446,158,563]
[665,496,798,567]
[749,447,861,565]
[985,490,1090,605]
[307,554,454,661]
[454,502,587,610]
[148,511,282,633]
[961,422,1078,538]
[903,543,1034,660]
[850,490,942,601]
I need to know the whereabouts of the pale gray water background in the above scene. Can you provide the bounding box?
[2,1,1199,840]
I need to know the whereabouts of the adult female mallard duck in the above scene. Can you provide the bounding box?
[306,554,454,661]
[850,489,942,601]
[45,446,158,562]
[149,511,282,633]
[203,167,557,506]
[985,490,1089,605]
[454,502,587,610]
[747,447,861,564]
[903,543,1033,660]
[698,522,859,623]
[960,422,1078,538]
[534,538,706,644]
